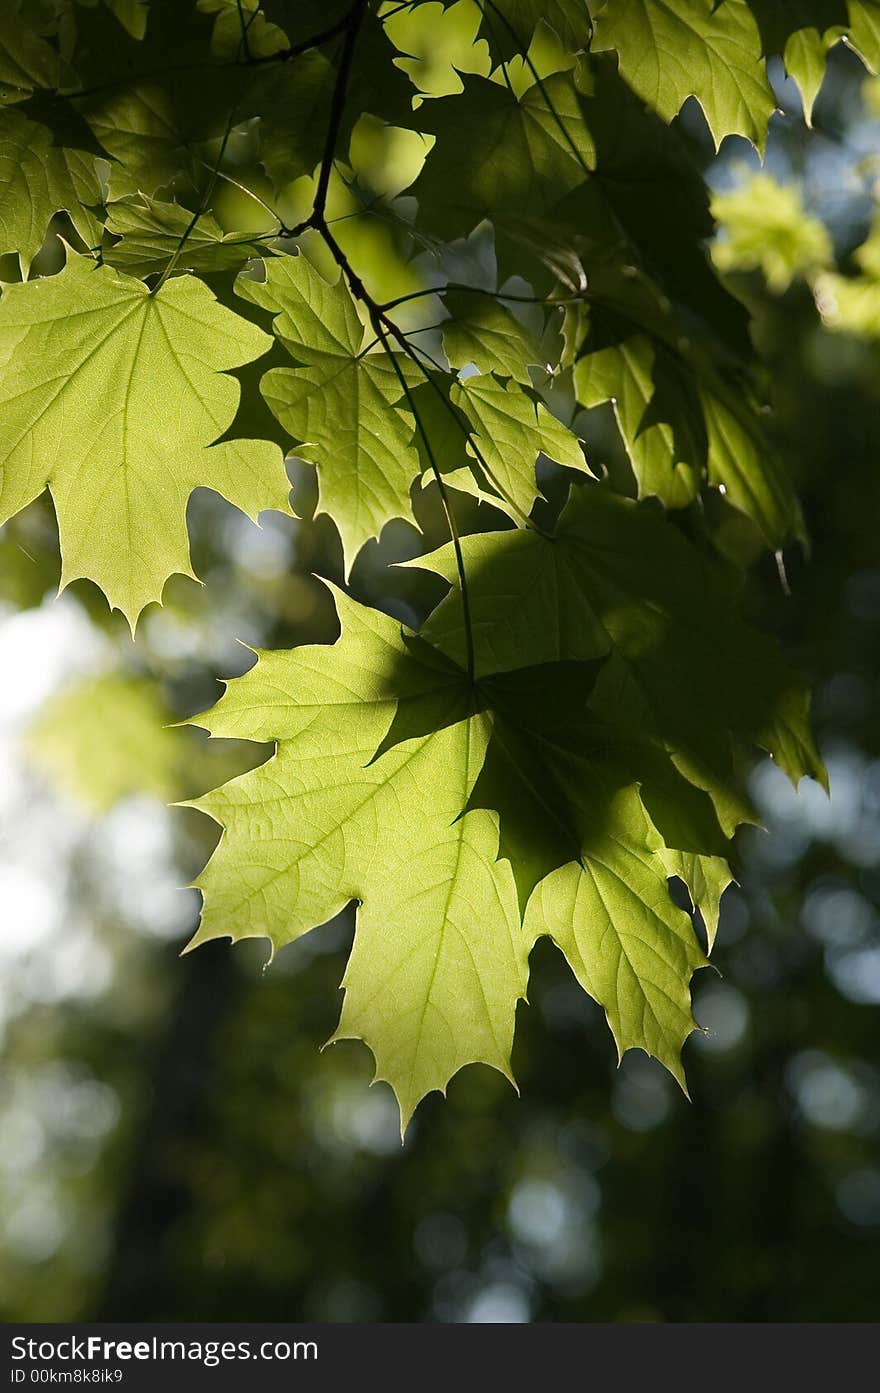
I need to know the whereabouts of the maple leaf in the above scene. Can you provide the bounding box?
[572,322,703,512]
[410,71,592,239]
[408,484,824,798]
[186,589,527,1130]
[0,110,104,272]
[564,257,802,543]
[658,848,734,952]
[442,290,547,386]
[0,4,60,97]
[236,254,421,571]
[591,0,777,151]
[0,253,290,627]
[249,51,336,190]
[477,0,593,57]
[104,195,265,277]
[463,661,733,910]
[450,373,587,515]
[746,1,848,123]
[81,82,189,198]
[847,0,880,72]
[524,790,710,1090]
[565,56,754,355]
[188,582,731,1123]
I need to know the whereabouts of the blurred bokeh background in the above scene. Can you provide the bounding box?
[2,26,880,1323]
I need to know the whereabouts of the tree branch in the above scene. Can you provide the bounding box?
[312,0,370,222]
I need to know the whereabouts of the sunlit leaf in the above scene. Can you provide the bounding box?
[0,253,289,626]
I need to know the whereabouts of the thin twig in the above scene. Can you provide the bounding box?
[380,284,586,311]
[59,10,360,100]
[313,0,370,223]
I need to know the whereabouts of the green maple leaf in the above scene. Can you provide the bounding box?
[514,58,753,360]
[565,259,801,542]
[104,195,265,277]
[478,637,723,1084]
[0,253,290,627]
[591,0,777,151]
[475,0,593,58]
[573,323,703,511]
[73,3,277,194]
[409,484,823,796]
[81,83,189,197]
[463,661,606,907]
[411,71,592,239]
[0,4,60,97]
[237,254,421,570]
[746,1,848,123]
[0,110,104,271]
[245,12,409,192]
[573,328,799,541]
[465,660,731,910]
[464,668,733,1077]
[697,379,802,547]
[250,51,335,189]
[450,372,587,515]
[198,0,288,59]
[847,0,880,71]
[473,666,724,1078]
[189,585,727,1121]
[658,848,734,951]
[383,0,490,98]
[74,0,151,40]
[524,785,710,1089]
[187,589,527,1130]
[442,289,547,386]
[780,30,839,123]
[406,372,474,481]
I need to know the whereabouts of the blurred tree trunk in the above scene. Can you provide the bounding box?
[96,941,240,1319]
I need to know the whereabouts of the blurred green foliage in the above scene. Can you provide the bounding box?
[26,675,183,813]
[712,173,833,290]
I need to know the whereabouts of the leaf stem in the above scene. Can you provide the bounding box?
[375,321,476,683]
[297,0,482,676]
[235,0,254,63]
[477,0,593,181]
[322,218,544,530]
[168,0,550,626]
[151,110,237,294]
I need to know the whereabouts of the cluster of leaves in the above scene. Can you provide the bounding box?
[2,0,865,1127]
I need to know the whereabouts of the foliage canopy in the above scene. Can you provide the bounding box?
[2,0,861,1127]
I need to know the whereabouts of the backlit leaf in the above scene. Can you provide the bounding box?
[0,254,289,626]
